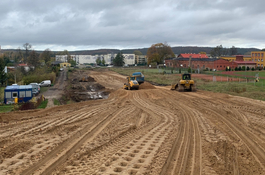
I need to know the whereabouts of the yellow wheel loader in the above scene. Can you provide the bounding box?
[171,73,196,92]
[123,76,139,90]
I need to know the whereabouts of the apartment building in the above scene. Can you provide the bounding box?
[56,53,135,66]
[251,51,265,68]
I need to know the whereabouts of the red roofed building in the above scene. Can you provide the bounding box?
[232,55,256,69]
[178,53,208,59]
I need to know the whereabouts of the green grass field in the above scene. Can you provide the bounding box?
[0,105,14,113]
[233,71,265,77]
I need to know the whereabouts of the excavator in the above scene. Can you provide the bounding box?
[123,76,139,90]
[171,73,196,92]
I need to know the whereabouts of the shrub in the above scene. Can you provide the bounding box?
[235,67,238,71]
[247,66,250,71]
[252,67,255,71]
[188,67,191,73]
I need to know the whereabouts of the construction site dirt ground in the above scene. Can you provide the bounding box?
[1,69,265,175]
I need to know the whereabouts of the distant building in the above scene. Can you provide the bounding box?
[56,53,136,66]
[17,64,31,72]
[165,55,256,71]
[251,51,265,68]
[221,55,252,62]
[56,55,68,62]
[178,53,208,59]
[135,55,147,64]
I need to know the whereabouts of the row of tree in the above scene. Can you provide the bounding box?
[210,45,238,57]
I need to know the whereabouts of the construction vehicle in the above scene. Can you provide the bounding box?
[132,72,144,84]
[171,73,196,92]
[123,76,139,90]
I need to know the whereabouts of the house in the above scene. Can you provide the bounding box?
[60,62,71,68]
[18,64,31,72]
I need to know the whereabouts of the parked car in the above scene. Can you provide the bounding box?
[30,83,40,92]
[39,80,51,87]
[60,67,64,71]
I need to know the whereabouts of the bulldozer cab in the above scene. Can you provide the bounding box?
[182,74,191,80]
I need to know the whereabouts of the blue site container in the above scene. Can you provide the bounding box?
[132,72,145,84]
[4,85,33,104]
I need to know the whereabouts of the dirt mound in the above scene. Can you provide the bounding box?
[140,82,156,89]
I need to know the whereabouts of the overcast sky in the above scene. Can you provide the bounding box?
[1,0,265,51]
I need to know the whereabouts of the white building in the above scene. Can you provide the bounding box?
[56,53,135,66]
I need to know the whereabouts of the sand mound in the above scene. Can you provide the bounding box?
[139,82,156,89]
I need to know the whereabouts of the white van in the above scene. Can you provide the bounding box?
[39,80,51,87]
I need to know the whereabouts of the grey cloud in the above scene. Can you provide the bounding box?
[0,0,265,50]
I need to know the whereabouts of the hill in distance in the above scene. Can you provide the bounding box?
[1,46,261,56]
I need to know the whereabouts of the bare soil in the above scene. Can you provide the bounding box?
[0,69,265,175]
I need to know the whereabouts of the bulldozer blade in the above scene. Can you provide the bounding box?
[170,84,177,90]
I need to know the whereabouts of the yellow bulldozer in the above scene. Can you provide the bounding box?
[171,73,196,92]
[123,76,139,90]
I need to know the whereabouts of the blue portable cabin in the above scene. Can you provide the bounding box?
[4,85,33,104]
[132,72,145,84]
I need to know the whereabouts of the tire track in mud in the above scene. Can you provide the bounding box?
[21,105,131,175]
[178,91,265,173]
[55,91,166,174]
[158,89,202,175]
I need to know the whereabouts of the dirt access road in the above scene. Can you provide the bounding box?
[42,69,67,108]
[1,70,265,175]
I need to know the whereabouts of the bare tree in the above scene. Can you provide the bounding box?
[23,43,32,63]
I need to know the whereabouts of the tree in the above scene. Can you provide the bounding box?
[101,57,105,65]
[28,50,40,68]
[238,67,242,71]
[235,67,238,71]
[113,52,125,66]
[147,42,175,64]
[0,56,7,85]
[188,67,191,73]
[69,59,77,67]
[41,49,52,64]
[247,66,250,71]
[210,45,229,57]
[252,67,255,71]
[134,50,143,55]
[230,46,237,55]
[96,57,102,65]
[23,43,32,62]
[242,66,245,71]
